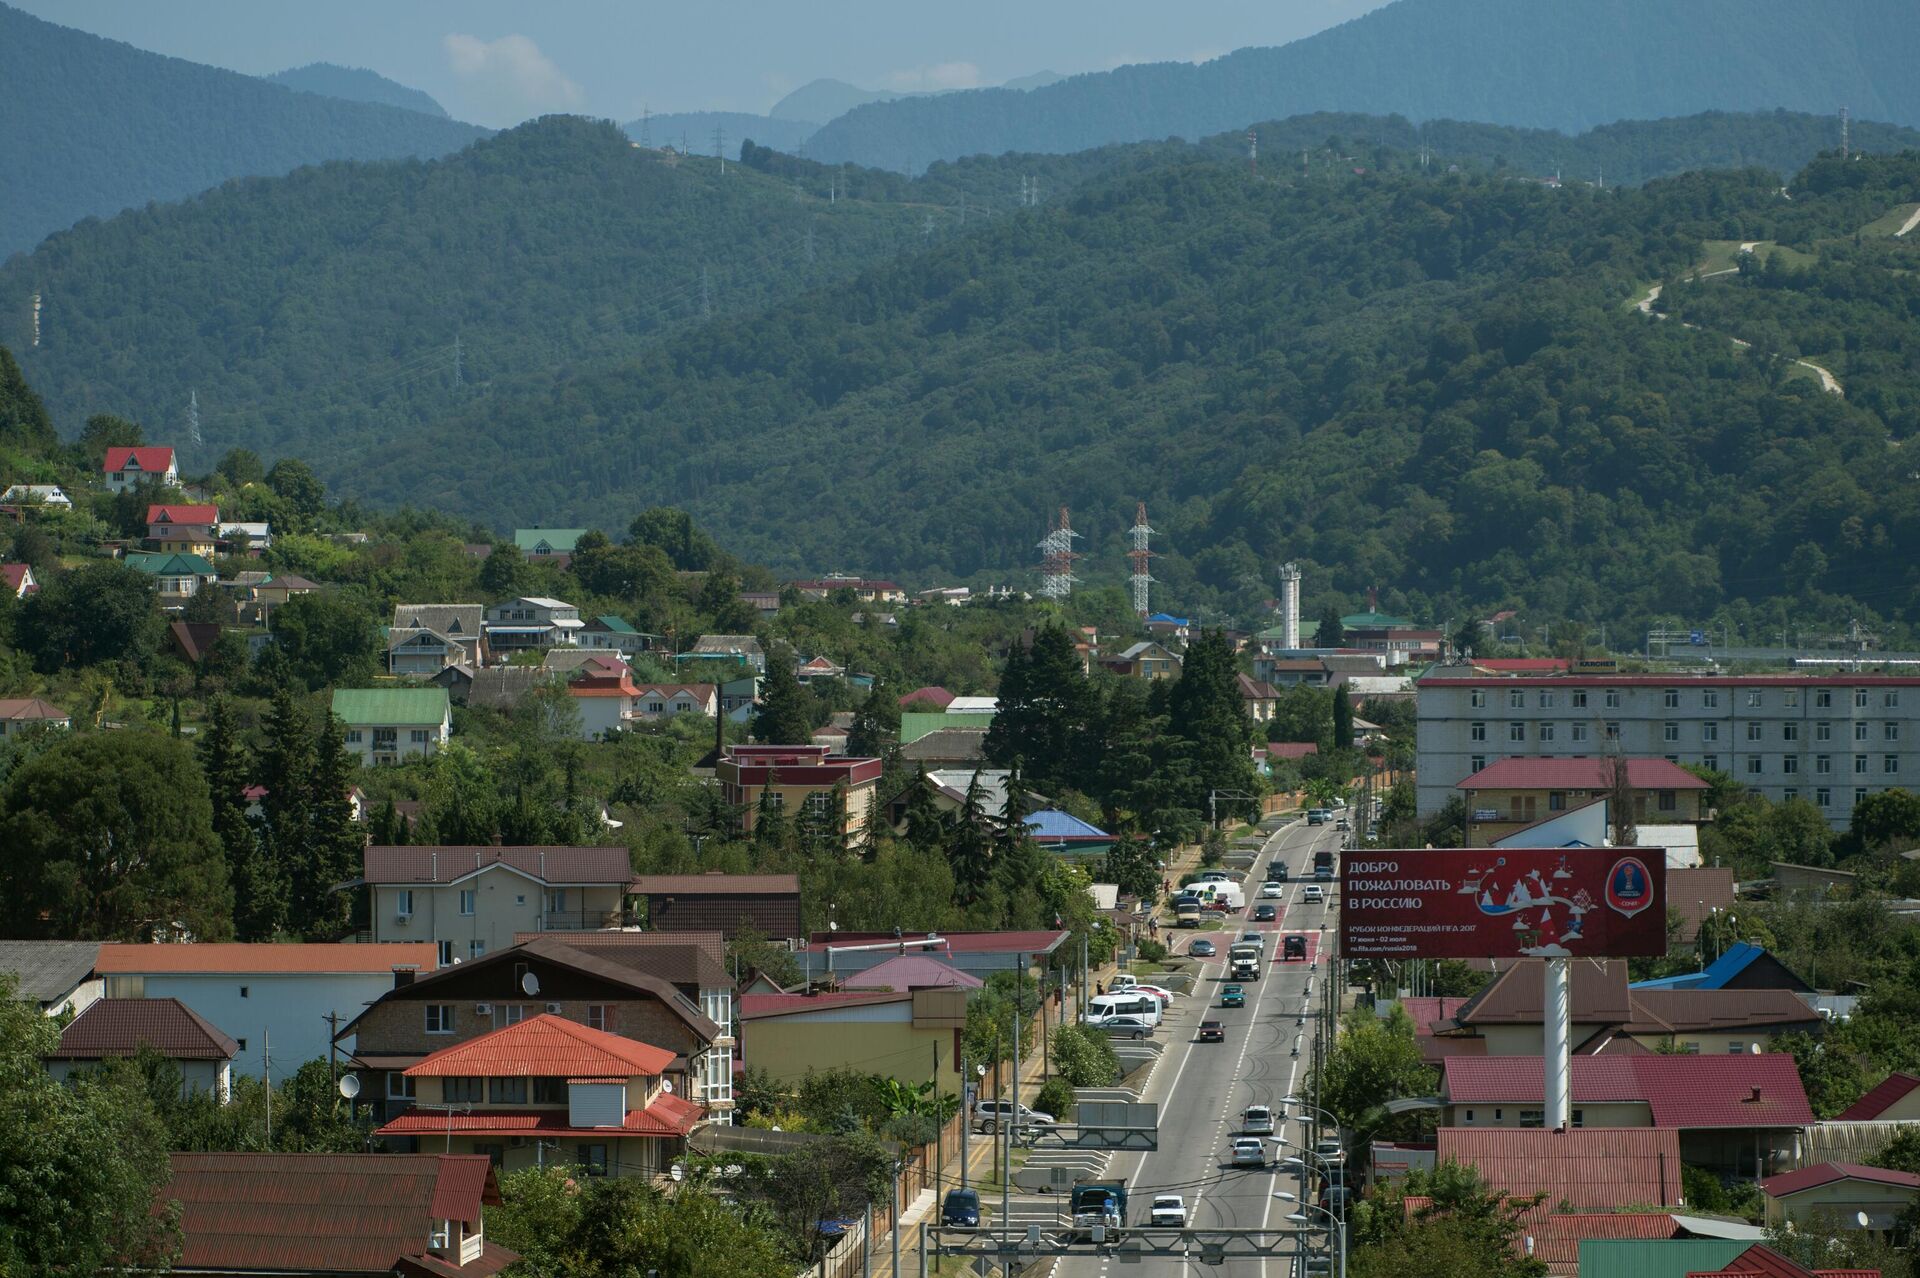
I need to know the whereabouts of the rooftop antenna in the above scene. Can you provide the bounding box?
[1127,502,1156,618]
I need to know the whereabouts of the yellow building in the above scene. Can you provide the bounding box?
[739,987,968,1094]
[1762,1162,1920,1231]
[1458,757,1708,846]
[716,745,882,838]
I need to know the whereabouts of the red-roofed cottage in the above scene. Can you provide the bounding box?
[146,503,220,557]
[375,1014,703,1177]
[48,997,239,1100]
[1763,1162,1920,1231]
[1836,1072,1920,1123]
[103,446,178,492]
[0,562,35,598]
[1459,756,1709,845]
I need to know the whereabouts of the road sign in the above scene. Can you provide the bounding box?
[1339,848,1667,959]
[1690,630,1707,645]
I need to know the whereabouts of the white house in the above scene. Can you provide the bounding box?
[102,446,178,493]
[47,998,238,1100]
[93,942,438,1083]
[363,845,635,963]
[628,683,719,723]
[567,671,644,741]
[216,521,271,554]
[389,605,485,673]
[485,597,585,654]
[0,484,73,509]
[331,688,452,765]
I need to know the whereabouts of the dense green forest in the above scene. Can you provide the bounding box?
[626,111,819,161]
[0,3,486,255]
[263,63,451,120]
[805,0,1920,172]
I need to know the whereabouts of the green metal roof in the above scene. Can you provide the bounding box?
[124,552,214,576]
[330,687,450,726]
[592,615,639,634]
[900,710,996,745]
[1339,611,1415,629]
[512,528,588,553]
[1577,1239,1749,1278]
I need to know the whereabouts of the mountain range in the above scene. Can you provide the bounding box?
[0,3,486,257]
[265,62,450,119]
[805,0,1920,172]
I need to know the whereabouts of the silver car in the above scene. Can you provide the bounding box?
[1231,1138,1267,1168]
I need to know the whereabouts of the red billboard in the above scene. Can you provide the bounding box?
[1339,848,1667,959]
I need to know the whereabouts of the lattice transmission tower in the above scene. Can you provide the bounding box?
[1035,505,1081,600]
[1127,502,1156,617]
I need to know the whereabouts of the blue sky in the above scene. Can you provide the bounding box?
[20,0,1389,127]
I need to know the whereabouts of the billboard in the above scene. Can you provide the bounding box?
[1339,848,1666,959]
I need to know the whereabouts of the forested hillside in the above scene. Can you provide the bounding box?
[264,63,451,119]
[0,3,486,256]
[1,118,921,459]
[805,0,1920,172]
[622,111,819,161]
[319,152,1920,640]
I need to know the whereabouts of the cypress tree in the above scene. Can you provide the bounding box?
[246,686,311,939]
[752,646,814,745]
[198,696,256,936]
[1332,683,1355,753]
[292,712,362,939]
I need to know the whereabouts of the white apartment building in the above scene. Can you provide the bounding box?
[1417,672,1920,829]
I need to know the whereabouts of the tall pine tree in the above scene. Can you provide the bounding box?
[1332,684,1355,754]
[197,697,255,920]
[244,686,312,939]
[1165,630,1259,824]
[946,775,994,905]
[293,713,362,939]
[752,646,814,745]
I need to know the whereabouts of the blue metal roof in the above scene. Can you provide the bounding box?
[1024,809,1111,841]
[1630,941,1766,991]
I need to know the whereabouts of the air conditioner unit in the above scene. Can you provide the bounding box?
[546,1002,564,1014]
[396,908,412,921]
[508,1137,527,1148]
[474,1003,493,1016]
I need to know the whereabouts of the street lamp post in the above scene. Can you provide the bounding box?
[1277,1197,1346,1278]
[1281,1143,1348,1277]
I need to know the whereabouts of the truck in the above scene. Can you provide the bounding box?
[1313,849,1335,881]
[1174,899,1202,927]
[1070,1177,1128,1241]
[1229,941,1262,981]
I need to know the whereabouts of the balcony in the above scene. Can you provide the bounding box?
[537,908,636,931]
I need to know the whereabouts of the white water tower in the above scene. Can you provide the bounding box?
[1278,563,1302,650]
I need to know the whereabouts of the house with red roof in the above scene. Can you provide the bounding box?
[146,503,220,557]
[0,697,70,738]
[1439,1052,1813,1175]
[1762,1162,1920,1231]
[103,445,177,492]
[1436,1126,1685,1209]
[0,562,35,597]
[627,683,719,723]
[373,1014,703,1178]
[47,997,239,1100]
[1835,1072,1920,1123]
[160,1152,515,1276]
[899,686,956,710]
[1459,756,1709,845]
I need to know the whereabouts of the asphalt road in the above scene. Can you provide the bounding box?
[1049,816,1347,1278]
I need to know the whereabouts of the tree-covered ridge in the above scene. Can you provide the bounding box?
[804,0,1920,171]
[0,117,922,470]
[0,2,488,256]
[324,151,1919,639]
[264,63,451,119]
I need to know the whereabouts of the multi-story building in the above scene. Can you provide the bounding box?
[388,604,486,674]
[332,687,452,765]
[714,745,883,838]
[485,597,584,653]
[103,445,178,492]
[1417,671,1920,828]
[363,845,635,962]
[146,503,220,557]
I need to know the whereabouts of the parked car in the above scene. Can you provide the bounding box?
[1097,1015,1155,1039]
[1302,885,1325,904]
[1149,1194,1188,1227]
[1198,1020,1225,1043]
[1110,974,1139,992]
[1261,881,1284,898]
[972,1100,1055,1134]
[1283,934,1308,961]
[1220,985,1246,1009]
[1231,1138,1267,1168]
[1131,985,1176,1006]
[942,1188,981,1227]
[1315,1138,1343,1160]
[1320,1185,1354,1215]
[1198,871,1233,882]
[1189,938,1217,957]
[1200,908,1229,922]
[1253,904,1277,922]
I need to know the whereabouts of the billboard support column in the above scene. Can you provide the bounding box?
[1544,957,1571,1130]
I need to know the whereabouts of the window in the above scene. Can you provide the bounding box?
[1887,755,1901,775]
[1663,722,1679,742]
[1703,755,1718,771]
[1856,755,1870,775]
[502,1004,527,1025]
[1888,723,1902,742]
[1702,690,1720,709]
[1784,789,1798,802]
[1783,722,1799,742]
[1816,690,1833,709]
[395,889,414,918]
[386,1072,416,1100]
[1605,722,1620,740]
[587,1005,614,1031]
[1744,755,1765,775]
[1783,756,1798,775]
[1572,1109,1585,1128]
[1471,722,1487,742]
[1539,692,1556,708]
[1509,689,1526,710]
[236,1038,247,1052]
[437,940,455,966]
[1816,755,1831,775]
[1703,723,1719,742]
[1570,724,1588,743]
[1856,722,1870,742]
[425,1005,455,1034]
[1471,755,1486,772]
[410,729,430,743]
[533,1077,567,1104]
[459,889,476,916]
[1572,690,1589,708]
[444,1077,485,1103]
[1681,1042,1701,1055]
[489,1078,528,1104]
[1747,691,1764,708]
[1664,689,1680,709]
[239,985,249,999]
[1549,792,1567,812]
[1785,690,1801,708]
[1465,1109,1475,1122]
[1887,691,1901,709]
[346,729,363,743]
[1540,723,1556,742]
[1605,691,1621,709]
[474,1143,505,1169]
[1470,690,1487,709]
[1746,722,1763,742]
[546,890,568,913]
[469,939,486,959]
[1658,790,1678,812]
[575,1145,608,1176]
[1857,787,1869,806]
[1856,688,1870,709]
[1508,722,1526,742]
[1519,1109,1544,1129]
[648,701,665,713]
[1817,788,1832,808]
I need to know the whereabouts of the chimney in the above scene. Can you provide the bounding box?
[393,967,417,988]
[1747,1086,1762,1103]
[1367,586,1379,613]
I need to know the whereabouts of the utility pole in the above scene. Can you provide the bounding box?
[324,1011,340,1090]
[263,1029,272,1147]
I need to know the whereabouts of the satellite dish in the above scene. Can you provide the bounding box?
[1856,1211,1872,1229]
[1750,1042,1762,1055]
[521,971,541,997]
[661,1079,674,1094]
[670,1163,685,1182]
[725,1164,743,1176]
[338,1074,361,1099]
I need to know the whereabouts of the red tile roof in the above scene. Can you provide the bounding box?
[160,1153,511,1276]
[1398,996,1472,1035]
[52,997,238,1061]
[95,942,435,974]
[1435,1127,1684,1209]
[1762,1162,1920,1198]
[363,845,632,886]
[146,503,219,525]
[375,1092,704,1140]
[1456,960,1635,1027]
[1442,1056,1645,1104]
[1459,758,1709,791]
[1712,1243,1845,1277]
[1521,1210,1680,1274]
[628,683,717,702]
[1265,742,1320,759]
[567,671,643,698]
[0,563,33,593]
[0,697,67,722]
[103,446,175,474]
[899,686,955,709]
[1442,1054,1814,1128]
[1836,1072,1920,1121]
[806,929,1070,955]
[404,1013,674,1078]
[739,990,913,1019]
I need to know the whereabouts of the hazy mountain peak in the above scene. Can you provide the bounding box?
[266,62,451,120]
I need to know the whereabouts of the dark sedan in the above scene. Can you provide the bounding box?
[1252,904,1277,922]
[1198,1020,1225,1043]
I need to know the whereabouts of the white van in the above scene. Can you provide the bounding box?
[1086,993,1162,1027]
